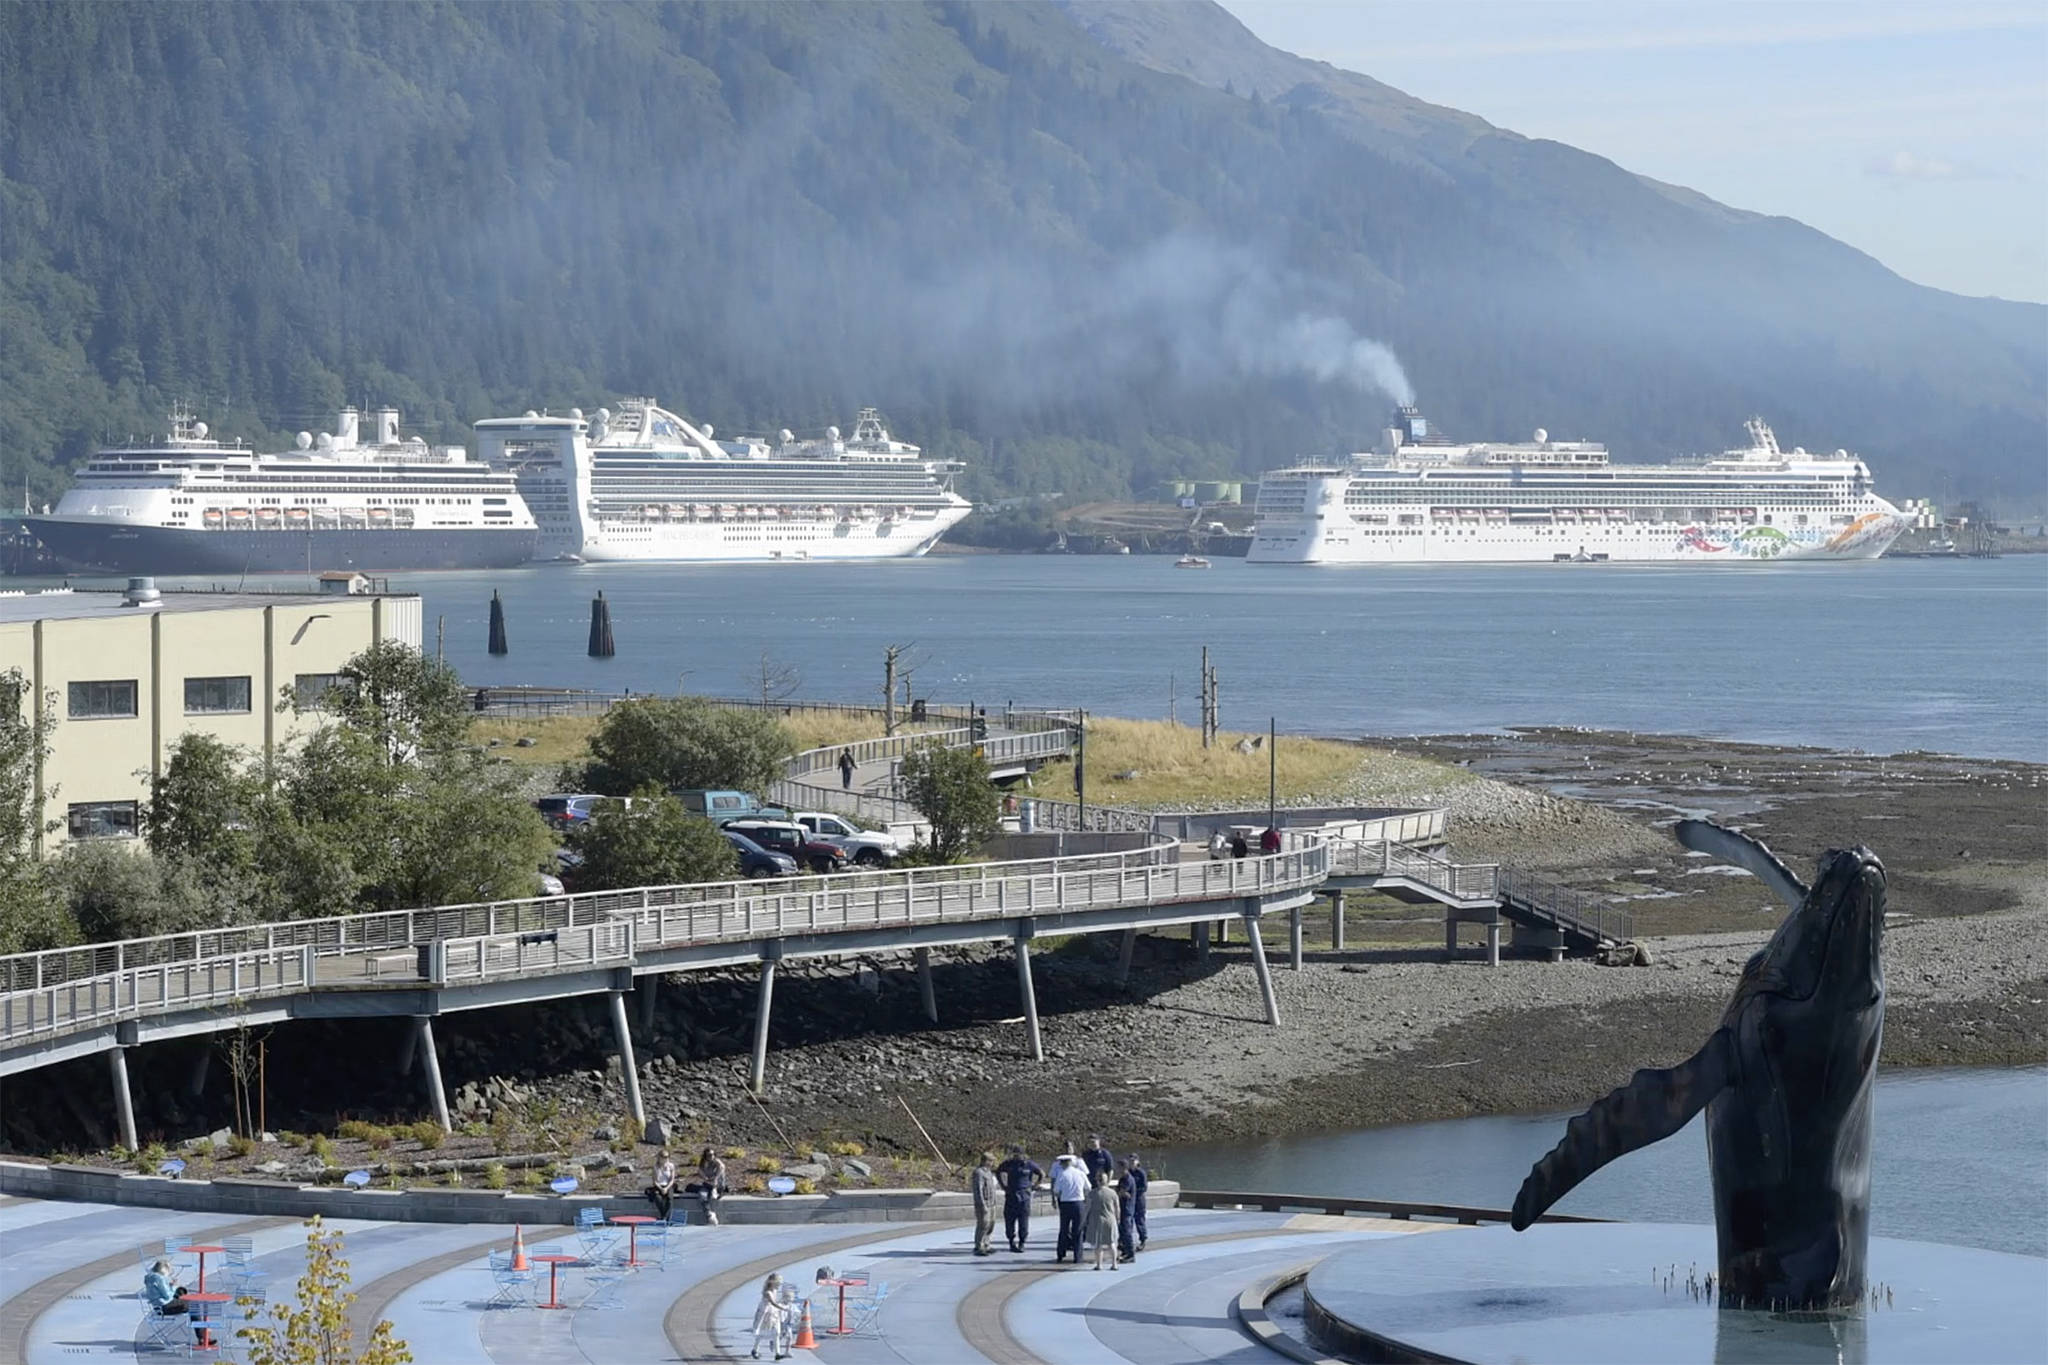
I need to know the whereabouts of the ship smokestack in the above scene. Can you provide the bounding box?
[336,407,360,448]
[376,407,401,446]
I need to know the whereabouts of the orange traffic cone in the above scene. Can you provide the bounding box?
[511,1224,530,1272]
[792,1300,818,1350]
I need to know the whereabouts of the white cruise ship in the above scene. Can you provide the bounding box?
[26,406,537,574]
[474,400,971,562]
[1248,410,1907,565]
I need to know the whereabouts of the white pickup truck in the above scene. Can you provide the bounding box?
[790,811,902,867]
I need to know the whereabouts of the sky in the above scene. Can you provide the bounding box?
[1219,0,2048,303]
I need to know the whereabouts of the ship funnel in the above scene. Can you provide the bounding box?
[376,407,401,445]
[124,576,161,609]
[337,407,360,447]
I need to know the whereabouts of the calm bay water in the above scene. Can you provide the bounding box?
[1154,1066,2048,1257]
[367,554,2046,759]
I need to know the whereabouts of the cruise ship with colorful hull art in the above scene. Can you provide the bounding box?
[474,400,970,562]
[25,406,537,575]
[1247,411,1908,565]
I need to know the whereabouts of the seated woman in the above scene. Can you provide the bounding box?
[684,1147,727,1225]
[142,1259,204,1343]
[646,1149,678,1221]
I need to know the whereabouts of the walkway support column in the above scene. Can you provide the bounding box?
[1330,890,1346,951]
[914,948,938,1024]
[1014,921,1043,1063]
[1115,928,1136,989]
[1242,902,1281,1027]
[109,1047,138,1152]
[750,954,780,1095]
[1445,915,1459,959]
[608,989,645,1124]
[414,1017,451,1133]
[1192,921,1211,965]
[1487,920,1502,968]
[1289,907,1304,971]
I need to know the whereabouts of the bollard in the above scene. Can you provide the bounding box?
[588,592,615,658]
[487,589,509,655]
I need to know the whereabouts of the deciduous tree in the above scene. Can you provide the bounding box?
[897,741,1000,863]
[238,1218,411,1365]
[581,697,793,797]
[567,788,736,891]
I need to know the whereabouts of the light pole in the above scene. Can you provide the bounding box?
[1267,716,1277,833]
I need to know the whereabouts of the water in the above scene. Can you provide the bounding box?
[131,552,2036,760]
[1153,1066,2048,1257]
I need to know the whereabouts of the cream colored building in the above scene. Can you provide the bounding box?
[0,580,423,850]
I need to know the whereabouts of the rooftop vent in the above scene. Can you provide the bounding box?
[123,576,161,608]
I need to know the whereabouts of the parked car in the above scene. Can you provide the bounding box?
[535,793,613,830]
[723,829,798,880]
[671,788,764,820]
[722,819,849,875]
[789,811,901,867]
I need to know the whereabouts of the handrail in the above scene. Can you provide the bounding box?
[1497,866,1633,945]
[1327,839,1500,902]
[1173,1189,1608,1226]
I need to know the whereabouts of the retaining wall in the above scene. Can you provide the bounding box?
[0,1159,1176,1228]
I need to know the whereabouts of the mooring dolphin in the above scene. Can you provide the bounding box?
[1510,819,1887,1310]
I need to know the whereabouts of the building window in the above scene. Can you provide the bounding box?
[68,800,139,840]
[185,675,252,714]
[294,672,350,710]
[67,679,137,719]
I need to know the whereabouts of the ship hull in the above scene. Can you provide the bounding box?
[1248,514,1907,564]
[23,518,537,575]
[572,506,971,562]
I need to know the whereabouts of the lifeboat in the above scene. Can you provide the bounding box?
[254,507,281,529]
[312,507,340,528]
[392,508,415,529]
[717,505,737,521]
[341,508,368,528]
[201,508,224,529]
[226,508,251,530]
[368,507,392,527]
[643,504,663,521]
[284,507,310,527]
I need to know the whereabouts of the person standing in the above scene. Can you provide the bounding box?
[1260,825,1282,855]
[1085,1171,1122,1270]
[1081,1134,1113,1185]
[1208,827,1228,860]
[1115,1159,1141,1262]
[752,1273,788,1359]
[970,1152,1000,1256]
[646,1149,677,1222]
[1230,830,1249,859]
[838,747,856,789]
[1052,1153,1089,1263]
[995,1145,1042,1253]
[1128,1154,1150,1250]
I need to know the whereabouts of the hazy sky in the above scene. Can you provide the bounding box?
[1220,0,2048,303]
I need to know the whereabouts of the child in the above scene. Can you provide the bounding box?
[752,1273,788,1359]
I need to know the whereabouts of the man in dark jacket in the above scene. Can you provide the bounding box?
[1115,1159,1142,1262]
[1081,1134,1114,1185]
[1127,1155,1150,1249]
[995,1145,1042,1253]
[1259,825,1282,854]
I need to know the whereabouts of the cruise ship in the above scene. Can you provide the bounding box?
[474,400,971,562]
[25,406,537,574]
[1247,410,1907,565]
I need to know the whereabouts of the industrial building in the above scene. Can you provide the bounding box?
[0,578,421,851]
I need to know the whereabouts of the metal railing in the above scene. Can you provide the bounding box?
[1497,866,1633,946]
[0,835,1324,1048]
[1022,798,1158,835]
[1175,1189,1607,1226]
[1328,840,1501,902]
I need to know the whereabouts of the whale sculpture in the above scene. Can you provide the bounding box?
[1511,820,1888,1310]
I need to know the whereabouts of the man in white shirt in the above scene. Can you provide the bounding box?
[1051,1154,1089,1263]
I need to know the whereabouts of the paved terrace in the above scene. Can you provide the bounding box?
[0,1189,1546,1365]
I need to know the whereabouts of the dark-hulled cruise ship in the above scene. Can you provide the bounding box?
[25,406,537,575]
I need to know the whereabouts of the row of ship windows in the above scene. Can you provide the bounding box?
[165,496,502,507]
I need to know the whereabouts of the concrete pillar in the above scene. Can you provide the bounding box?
[109,1047,138,1152]
[637,976,659,1031]
[749,959,779,1095]
[188,1046,211,1099]
[1330,890,1346,951]
[1192,921,1211,965]
[1289,907,1304,971]
[1242,908,1281,1027]
[1217,917,1230,945]
[1487,920,1502,968]
[1445,915,1459,959]
[1014,926,1044,1063]
[608,990,645,1124]
[1115,928,1136,988]
[914,948,938,1024]
[414,1017,451,1133]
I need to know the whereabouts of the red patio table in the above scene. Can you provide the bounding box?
[531,1253,580,1309]
[608,1214,655,1268]
[820,1277,859,1336]
[184,1291,232,1350]
[180,1245,227,1293]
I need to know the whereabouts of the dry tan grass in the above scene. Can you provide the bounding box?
[469,705,935,770]
[1074,717,1367,808]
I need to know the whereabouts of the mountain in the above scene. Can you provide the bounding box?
[0,0,2040,516]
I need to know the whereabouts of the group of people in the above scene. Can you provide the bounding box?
[1207,826,1283,860]
[974,1136,1149,1270]
[645,1146,728,1224]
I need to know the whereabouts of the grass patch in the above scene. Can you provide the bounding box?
[410,1121,445,1150]
[1062,717,1368,808]
[484,1162,509,1190]
[826,1141,865,1157]
[469,715,598,768]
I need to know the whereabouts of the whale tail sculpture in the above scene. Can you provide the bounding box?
[1510,820,1888,1311]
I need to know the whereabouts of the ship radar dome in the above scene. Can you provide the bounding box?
[827,425,841,441]
[1532,427,1548,444]
[596,407,611,423]
[315,432,334,450]
[701,424,713,438]
[296,431,313,450]
[1835,448,1848,458]
[569,408,583,421]
[192,421,208,438]
[779,428,795,444]
[524,410,539,419]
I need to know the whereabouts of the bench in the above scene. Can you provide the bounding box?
[365,952,415,979]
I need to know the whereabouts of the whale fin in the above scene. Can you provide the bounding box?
[1511,1027,1735,1230]
[1675,819,1808,911]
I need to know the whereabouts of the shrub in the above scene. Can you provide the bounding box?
[136,1141,168,1174]
[410,1121,444,1150]
[277,1131,304,1148]
[826,1141,864,1157]
[615,1115,644,1151]
[752,1156,782,1174]
[519,1168,544,1190]
[791,1177,817,1195]
[460,1121,488,1139]
[338,1120,388,1144]
[307,1135,334,1162]
[489,1110,519,1155]
[483,1163,509,1190]
[721,1145,746,1161]
[227,1134,257,1159]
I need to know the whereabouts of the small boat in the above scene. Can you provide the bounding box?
[1175,555,1212,569]
[284,507,310,526]
[201,508,224,529]
[368,507,392,527]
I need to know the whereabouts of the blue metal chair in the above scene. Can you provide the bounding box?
[581,1260,628,1310]
[219,1236,267,1294]
[845,1280,891,1337]
[135,1300,193,1354]
[485,1250,534,1309]
[632,1222,672,1271]
[573,1206,619,1262]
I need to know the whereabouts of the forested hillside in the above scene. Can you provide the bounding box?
[1,0,2040,513]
